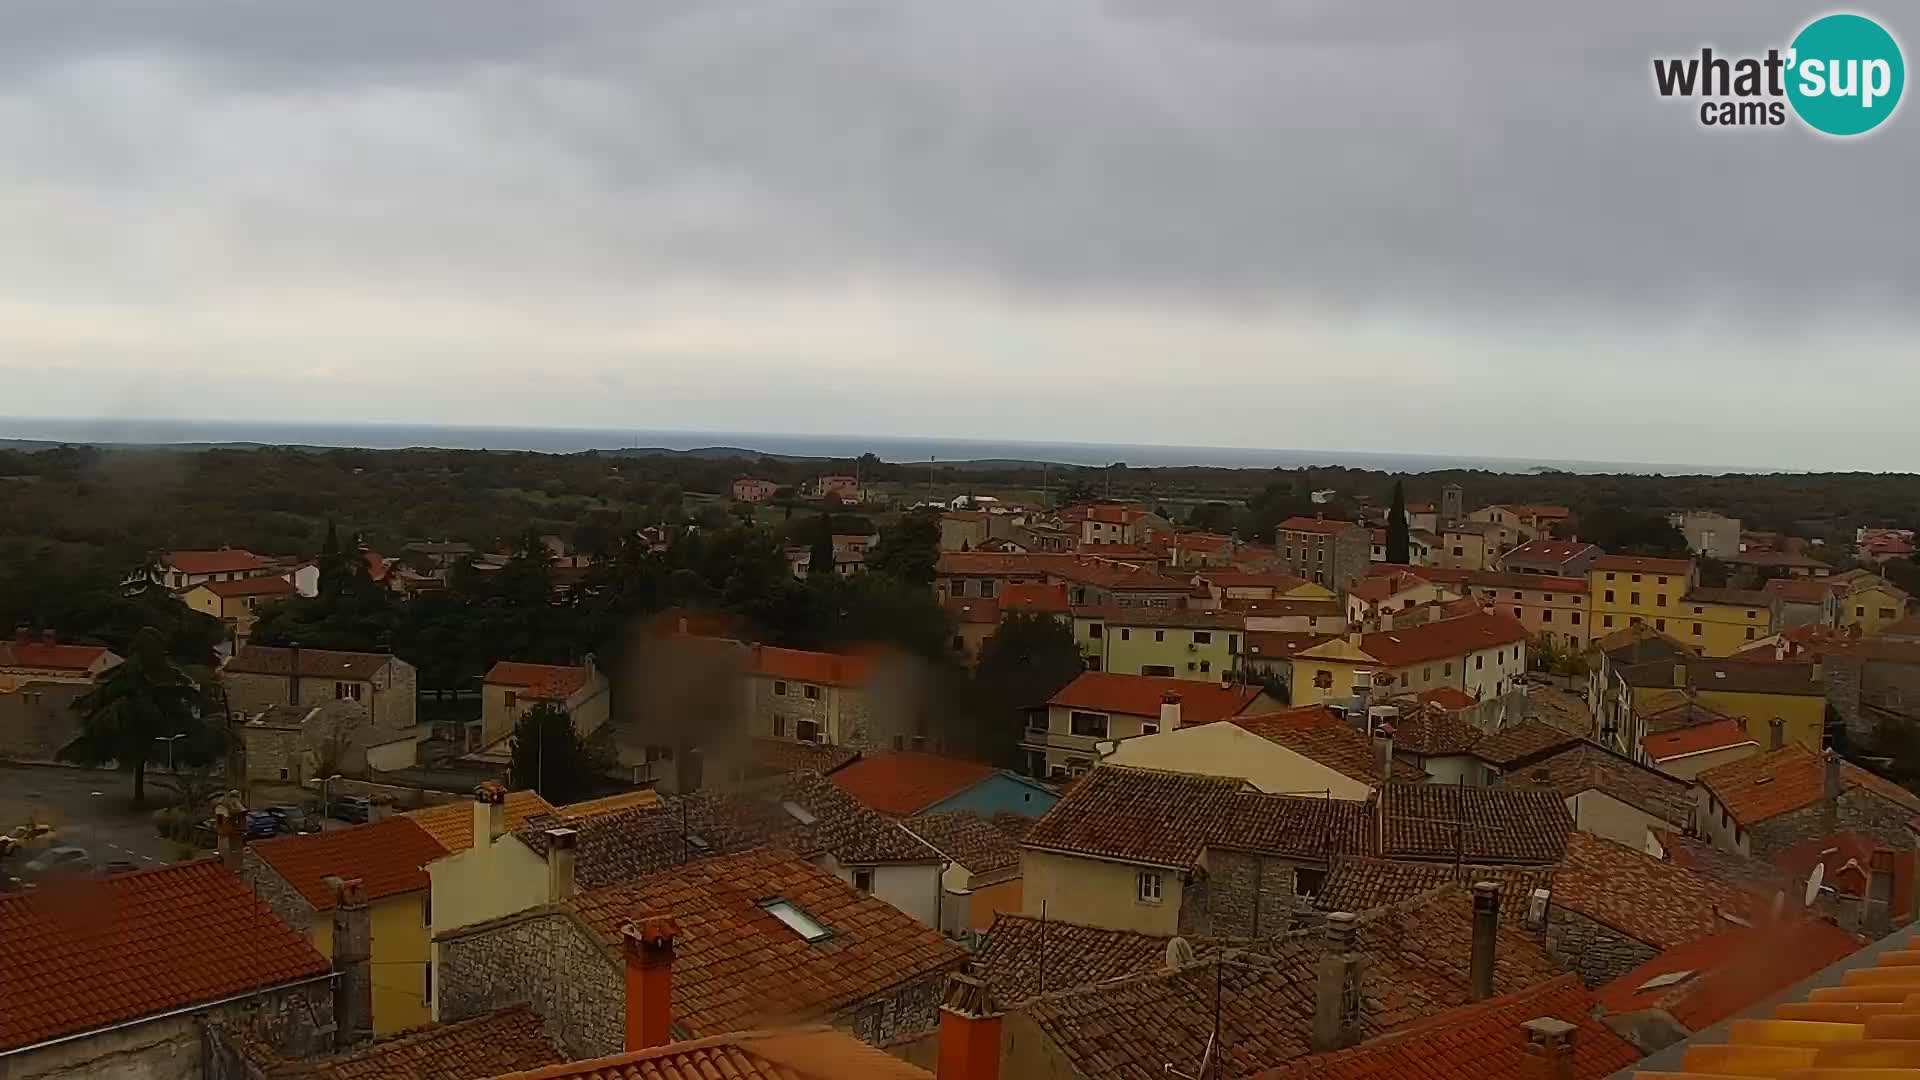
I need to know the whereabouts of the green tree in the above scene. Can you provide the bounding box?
[64,627,212,807]
[1386,479,1411,564]
[1580,506,1691,557]
[1186,502,1237,533]
[808,515,837,581]
[869,510,941,586]
[508,701,603,803]
[971,614,1084,768]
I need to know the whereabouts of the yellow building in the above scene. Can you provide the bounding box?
[1675,587,1779,657]
[1288,613,1530,707]
[1586,554,1698,638]
[1833,570,1913,636]
[1619,655,1827,752]
[1022,671,1274,779]
[471,658,611,755]
[178,575,296,648]
[246,816,450,1034]
[1071,606,1243,678]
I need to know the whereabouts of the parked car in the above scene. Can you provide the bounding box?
[243,810,280,838]
[327,796,373,824]
[264,804,317,834]
[5,845,93,888]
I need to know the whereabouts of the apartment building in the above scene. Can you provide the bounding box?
[1275,517,1372,592]
[1585,554,1699,637]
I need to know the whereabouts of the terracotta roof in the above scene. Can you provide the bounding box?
[1646,718,1756,761]
[1279,516,1367,536]
[1254,974,1638,1080]
[941,596,999,624]
[1591,554,1694,576]
[1386,699,1485,756]
[1620,655,1825,697]
[489,1026,933,1080]
[1376,784,1571,864]
[1047,671,1263,721]
[748,738,861,776]
[1591,624,1695,664]
[971,913,1178,1002]
[1639,693,1740,734]
[1729,548,1829,569]
[999,582,1071,613]
[1551,833,1756,949]
[162,548,272,574]
[1594,919,1862,1033]
[1348,572,1430,604]
[1315,859,1554,921]
[1513,742,1694,828]
[1651,829,1793,898]
[1765,577,1839,604]
[748,645,875,688]
[521,772,937,889]
[1231,706,1426,785]
[1051,559,1194,592]
[0,639,114,672]
[1227,597,1343,617]
[225,645,392,680]
[901,811,1030,875]
[1683,587,1775,608]
[403,790,557,852]
[1698,746,1920,826]
[250,817,448,909]
[1499,539,1601,564]
[1468,720,1580,767]
[1525,687,1596,739]
[558,849,964,1039]
[0,860,331,1053]
[1024,766,1244,869]
[197,575,296,599]
[1347,613,1529,667]
[1442,521,1501,537]
[482,660,593,700]
[1070,604,1244,629]
[1215,791,1374,857]
[1172,532,1234,551]
[1199,570,1313,591]
[828,751,998,816]
[1243,631,1337,662]
[258,1005,565,1079]
[556,789,662,819]
[935,551,1071,577]
[1415,567,1589,594]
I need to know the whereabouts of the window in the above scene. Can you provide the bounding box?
[1604,590,1615,603]
[1443,662,1452,676]
[1632,574,1642,583]
[1570,612,1580,625]
[1656,594,1669,608]
[1193,631,1212,645]
[1476,655,1484,670]
[1141,664,1176,677]
[1142,722,1159,736]
[1630,616,1643,626]
[1198,660,1211,673]
[1746,627,1757,640]
[423,892,432,926]
[853,868,875,893]
[1882,608,1898,619]
[1154,630,1165,642]
[773,714,787,737]
[1630,592,1641,605]
[1542,610,1553,624]
[1605,572,1616,581]
[979,579,996,597]
[1452,547,1464,557]
[893,734,905,750]
[795,719,818,742]
[1858,606,1867,617]
[1293,867,1328,897]
[1692,606,1704,614]
[1512,607,1522,619]
[1070,711,1109,737]
[762,899,831,942]
[951,635,965,652]
[804,685,820,700]
[1137,871,1163,904]
[278,767,290,781]
[1693,623,1704,636]
[337,681,364,702]
[1027,710,1049,732]
[1655,618,1666,631]
[1089,623,1103,639]
[1120,628,1131,641]
[424,963,432,1002]
[1228,634,1239,653]
[774,680,787,696]
[1086,655,1102,671]
[1422,666,1431,680]
[1512,591,1522,600]
[1604,615,1615,628]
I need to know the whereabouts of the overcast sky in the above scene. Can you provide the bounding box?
[1,2,1915,470]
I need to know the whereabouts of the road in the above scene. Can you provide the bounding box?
[0,764,191,870]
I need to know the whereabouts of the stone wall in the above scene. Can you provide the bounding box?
[436,910,624,1060]
[1543,907,1656,987]
[1183,851,1311,938]
[372,660,419,730]
[1751,789,1917,862]
[2,978,331,1080]
[830,968,953,1045]
[0,681,88,761]
[241,849,317,936]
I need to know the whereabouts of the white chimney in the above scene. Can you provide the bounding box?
[1160,692,1183,730]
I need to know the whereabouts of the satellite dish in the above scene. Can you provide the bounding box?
[1165,936,1197,968]
[1805,862,1826,907]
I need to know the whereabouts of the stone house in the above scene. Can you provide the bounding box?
[223,644,418,738]
[434,847,965,1059]
[1824,636,1920,748]
[471,658,610,755]
[1541,831,1760,986]
[1276,516,1373,592]
[0,860,335,1080]
[0,630,121,760]
[204,1002,566,1080]
[1694,745,1920,860]
[748,643,911,751]
[235,700,419,786]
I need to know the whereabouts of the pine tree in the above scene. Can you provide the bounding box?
[64,627,209,807]
[1387,479,1412,564]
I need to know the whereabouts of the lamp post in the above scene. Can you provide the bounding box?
[320,773,343,819]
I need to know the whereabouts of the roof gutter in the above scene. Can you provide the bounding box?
[0,970,335,1060]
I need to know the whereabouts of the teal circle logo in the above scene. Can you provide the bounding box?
[1787,13,1904,135]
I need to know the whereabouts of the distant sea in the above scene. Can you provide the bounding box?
[0,417,1766,476]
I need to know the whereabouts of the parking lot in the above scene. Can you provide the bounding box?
[0,764,199,872]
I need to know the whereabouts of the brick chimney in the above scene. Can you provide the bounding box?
[11,625,27,645]
[545,827,578,901]
[1372,723,1395,783]
[325,876,373,1048]
[214,804,244,873]
[1519,1016,1576,1080]
[40,628,55,644]
[937,972,1002,1080]
[622,915,678,1052]
[473,782,508,845]
[1312,912,1363,1052]
[1769,717,1785,752]
[1470,881,1500,1001]
[1159,692,1183,731]
[1823,749,1842,837]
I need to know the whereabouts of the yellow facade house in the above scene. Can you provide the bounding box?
[1021,671,1274,779]
[1071,606,1243,678]
[469,658,611,755]
[1832,569,1913,636]
[1586,554,1698,638]
[243,816,452,1034]
[1619,654,1826,752]
[177,575,296,649]
[1677,587,1781,657]
[1288,612,1530,707]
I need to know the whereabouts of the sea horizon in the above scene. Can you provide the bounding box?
[0,415,1782,476]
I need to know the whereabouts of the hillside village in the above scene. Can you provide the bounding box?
[8,477,1920,1080]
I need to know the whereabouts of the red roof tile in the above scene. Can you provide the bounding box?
[1347,613,1529,667]
[1499,539,1601,565]
[1244,631,1337,662]
[1765,577,1841,604]
[1594,919,1862,1032]
[1047,671,1264,721]
[999,582,1070,613]
[1414,567,1589,594]
[246,1004,566,1079]
[1279,516,1367,536]
[1699,746,1920,826]
[482,660,593,700]
[1253,974,1639,1080]
[1231,706,1426,785]
[162,548,272,574]
[1552,833,1757,948]
[1468,720,1580,767]
[1197,570,1314,591]
[491,1027,934,1080]
[0,860,330,1052]
[1417,686,1476,710]
[250,817,448,910]
[1069,604,1243,629]
[941,596,1000,624]
[748,645,875,688]
[197,575,297,599]
[828,751,998,816]
[1590,554,1694,576]
[226,645,392,680]
[0,639,114,672]
[1645,718,1756,761]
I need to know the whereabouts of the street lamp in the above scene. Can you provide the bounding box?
[155,733,188,773]
[320,774,343,818]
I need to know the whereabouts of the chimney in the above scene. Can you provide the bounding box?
[474,781,508,844]
[545,827,578,901]
[214,804,244,873]
[1160,692,1183,731]
[1518,1017,1577,1080]
[365,798,389,824]
[622,915,679,1052]
[1373,723,1395,783]
[1312,912,1364,1052]
[288,641,303,706]
[12,625,27,645]
[1823,749,1843,837]
[40,628,55,644]
[1470,882,1500,1002]
[325,876,373,1048]
[1768,717,1785,752]
[937,972,1003,1080]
